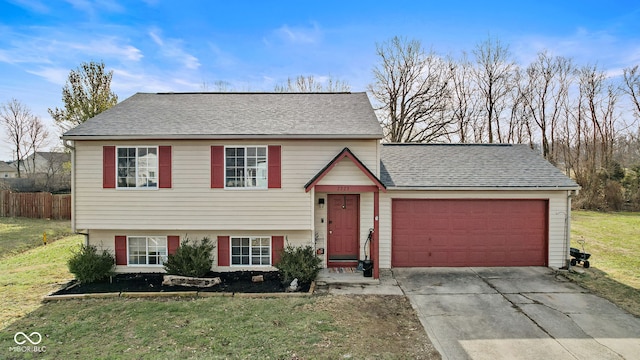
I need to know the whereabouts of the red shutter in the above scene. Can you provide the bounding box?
[103,146,116,188]
[268,145,281,189]
[115,236,127,265]
[217,236,230,266]
[158,146,172,188]
[211,146,224,188]
[272,235,285,265]
[168,235,180,255]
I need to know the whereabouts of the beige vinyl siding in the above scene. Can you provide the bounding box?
[73,139,377,231]
[88,229,313,273]
[316,158,377,185]
[378,190,571,269]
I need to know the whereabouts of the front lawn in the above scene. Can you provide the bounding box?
[0,234,82,328]
[1,295,437,359]
[566,210,640,316]
[0,217,73,258]
[0,219,438,359]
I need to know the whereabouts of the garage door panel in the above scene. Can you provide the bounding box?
[392,199,548,267]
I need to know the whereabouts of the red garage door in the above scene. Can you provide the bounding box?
[392,199,548,267]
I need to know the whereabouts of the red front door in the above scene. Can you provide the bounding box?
[327,194,360,266]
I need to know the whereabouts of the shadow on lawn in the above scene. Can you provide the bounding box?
[564,266,640,317]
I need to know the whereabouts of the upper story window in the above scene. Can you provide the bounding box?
[225,146,267,188]
[117,147,158,188]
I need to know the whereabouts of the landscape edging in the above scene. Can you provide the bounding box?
[42,281,316,301]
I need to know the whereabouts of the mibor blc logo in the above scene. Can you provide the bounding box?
[14,332,42,345]
[9,331,46,353]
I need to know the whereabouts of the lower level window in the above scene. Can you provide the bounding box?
[128,236,167,265]
[231,237,271,266]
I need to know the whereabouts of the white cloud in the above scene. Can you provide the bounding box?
[273,22,322,45]
[111,68,175,93]
[148,28,200,70]
[8,0,49,13]
[69,38,144,61]
[64,0,123,17]
[512,27,638,71]
[26,67,70,85]
[0,27,142,66]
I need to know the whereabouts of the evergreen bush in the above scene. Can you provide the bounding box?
[67,244,115,283]
[163,237,215,277]
[275,245,322,285]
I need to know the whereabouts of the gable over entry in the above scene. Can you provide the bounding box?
[305,147,386,193]
[305,147,385,278]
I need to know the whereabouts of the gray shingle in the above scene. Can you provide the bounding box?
[62,92,383,139]
[380,143,580,189]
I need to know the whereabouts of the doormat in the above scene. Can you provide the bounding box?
[328,267,358,273]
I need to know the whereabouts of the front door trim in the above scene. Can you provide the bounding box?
[327,194,360,267]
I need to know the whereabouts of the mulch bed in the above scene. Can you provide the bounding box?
[52,271,310,295]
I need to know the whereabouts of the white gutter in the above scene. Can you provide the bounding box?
[385,186,582,191]
[61,134,384,141]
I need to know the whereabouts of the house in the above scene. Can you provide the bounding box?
[61,92,580,278]
[0,161,18,178]
[22,151,71,175]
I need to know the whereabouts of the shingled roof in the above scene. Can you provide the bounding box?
[62,92,383,140]
[380,143,580,190]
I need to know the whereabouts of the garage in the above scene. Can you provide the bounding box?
[392,199,548,267]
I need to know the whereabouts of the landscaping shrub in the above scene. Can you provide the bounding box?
[275,245,322,285]
[163,237,214,277]
[67,244,115,283]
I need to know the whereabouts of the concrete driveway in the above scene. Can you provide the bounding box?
[394,267,640,360]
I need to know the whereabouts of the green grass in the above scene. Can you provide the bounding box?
[2,297,331,359]
[0,217,73,258]
[566,210,640,316]
[0,218,436,359]
[0,295,434,359]
[0,234,82,328]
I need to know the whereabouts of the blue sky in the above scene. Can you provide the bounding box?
[1,0,639,160]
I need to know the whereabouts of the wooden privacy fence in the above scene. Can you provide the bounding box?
[0,190,71,220]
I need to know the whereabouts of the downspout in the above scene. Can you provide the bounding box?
[566,190,574,269]
[373,190,379,279]
[63,139,88,246]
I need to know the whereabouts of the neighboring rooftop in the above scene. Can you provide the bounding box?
[62,92,383,140]
[32,151,70,163]
[380,143,580,189]
[0,161,16,172]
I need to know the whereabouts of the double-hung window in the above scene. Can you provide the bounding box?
[225,146,267,188]
[128,236,167,265]
[117,146,158,188]
[231,237,271,266]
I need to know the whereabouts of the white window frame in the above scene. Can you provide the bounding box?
[116,146,159,190]
[230,236,272,266]
[127,236,168,266]
[224,145,268,189]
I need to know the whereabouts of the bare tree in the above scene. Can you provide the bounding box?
[369,36,454,143]
[446,53,482,143]
[507,67,534,145]
[1,99,48,177]
[274,75,351,92]
[25,117,50,176]
[522,52,574,162]
[200,80,235,92]
[472,37,515,143]
[623,65,640,119]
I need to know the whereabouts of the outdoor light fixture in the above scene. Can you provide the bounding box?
[318,198,325,209]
